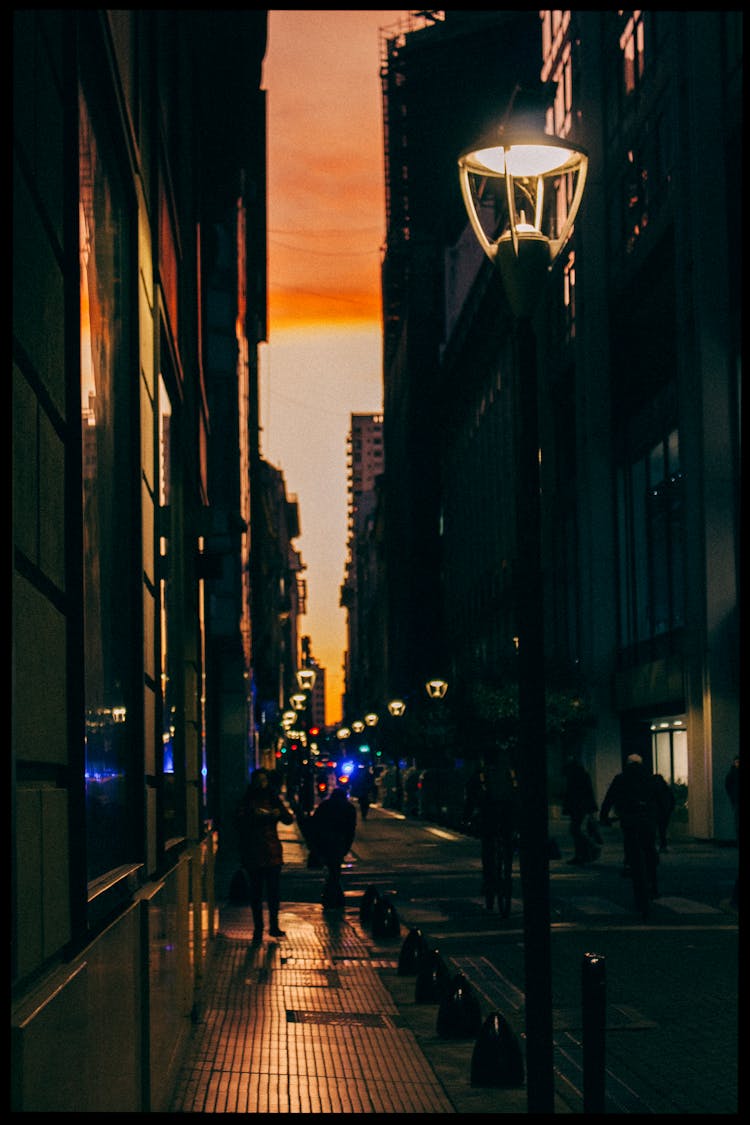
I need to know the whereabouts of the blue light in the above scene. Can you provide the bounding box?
[163,741,174,774]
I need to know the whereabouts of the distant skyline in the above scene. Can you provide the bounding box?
[260,10,416,723]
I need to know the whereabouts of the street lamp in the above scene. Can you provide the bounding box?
[296,667,316,692]
[459,124,587,1114]
[425,678,449,699]
[388,698,406,717]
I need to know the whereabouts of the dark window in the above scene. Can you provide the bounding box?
[616,427,685,651]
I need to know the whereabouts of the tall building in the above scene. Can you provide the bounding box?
[379,11,542,706]
[341,413,385,718]
[378,10,741,838]
[12,10,270,1110]
[250,459,308,768]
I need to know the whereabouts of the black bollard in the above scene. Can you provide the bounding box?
[414,948,451,1004]
[398,927,427,976]
[371,894,401,939]
[436,972,483,1039]
[470,1011,525,1088]
[581,952,606,1113]
[359,884,380,925]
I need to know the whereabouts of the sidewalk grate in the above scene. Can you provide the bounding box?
[286,1009,393,1028]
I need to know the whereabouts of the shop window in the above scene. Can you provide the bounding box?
[652,721,688,822]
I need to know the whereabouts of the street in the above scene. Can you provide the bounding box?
[284,802,740,1114]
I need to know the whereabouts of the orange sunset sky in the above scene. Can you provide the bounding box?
[260,10,421,724]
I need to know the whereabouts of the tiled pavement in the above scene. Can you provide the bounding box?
[168,818,533,1115]
[168,815,739,1115]
[170,903,459,1114]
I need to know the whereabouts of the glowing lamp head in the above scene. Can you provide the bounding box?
[459,129,588,317]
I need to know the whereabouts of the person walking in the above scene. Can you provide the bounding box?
[308,784,357,909]
[600,753,660,913]
[651,772,676,852]
[350,764,375,821]
[463,754,520,915]
[562,756,601,865]
[234,768,295,943]
[725,754,739,908]
[725,755,739,843]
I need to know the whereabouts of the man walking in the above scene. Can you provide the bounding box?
[309,784,357,909]
[600,753,660,905]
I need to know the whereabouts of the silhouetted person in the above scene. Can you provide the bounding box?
[350,765,375,821]
[725,755,739,842]
[309,785,357,908]
[725,755,739,908]
[463,755,520,913]
[562,756,601,864]
[651,772,676,852]
[234,769,295,942]
[600,753,659,898]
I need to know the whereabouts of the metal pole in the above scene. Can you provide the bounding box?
[515,315,554,1113]
[582,952,606,1113]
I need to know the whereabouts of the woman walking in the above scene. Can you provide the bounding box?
[235,768,295,943]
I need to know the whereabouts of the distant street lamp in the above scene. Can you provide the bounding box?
[459,123,587,1114]
[364,712,379,727]
[296,667,316,691]
[425,678,449,699]
[388,698,406,717]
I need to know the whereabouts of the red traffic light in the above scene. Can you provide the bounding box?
[309,726,320,736]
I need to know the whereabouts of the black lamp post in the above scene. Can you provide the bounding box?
[458,127,587,1114]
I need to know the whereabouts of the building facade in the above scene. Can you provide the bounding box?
[250,458,308,768]
[340,413,385,718]
[12,10,270,1110]
[379,10,741,837]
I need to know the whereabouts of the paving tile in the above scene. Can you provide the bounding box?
[169,902,456,1114]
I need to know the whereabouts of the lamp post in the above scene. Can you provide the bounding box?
[459,126,587,1114]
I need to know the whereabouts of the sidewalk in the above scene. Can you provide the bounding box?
[168,817,536,1114]
[168,813,738,1114]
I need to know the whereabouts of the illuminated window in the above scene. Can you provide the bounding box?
[562,250,577,343]
[80,84,135,882]
[622,148,649,255]
[651,720,688,821]
[619,10,645,96]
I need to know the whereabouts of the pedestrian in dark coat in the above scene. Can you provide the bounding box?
[562,757,601,864]
[235,768,295,942]
[651,773,676,852]
[725,754,739,908]
[309,785,357,908]
[725,755,739,842]
[350,764,375,821]
[600,753,659,897]
[463,756,520,912]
